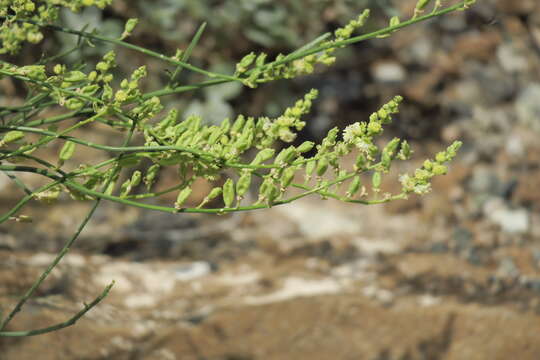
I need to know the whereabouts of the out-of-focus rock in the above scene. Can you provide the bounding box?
[496,0,537,15]
[497,42,530,74]
[515,83,540,131]
[483,197,530,234]
[371,61,406,84]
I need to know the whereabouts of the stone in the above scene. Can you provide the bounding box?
[174,261,212,281]
[371,61,406,83]
[516,83,540,131]
[497,43,529,73]
[484,198,529,234]
[497,257,520,278]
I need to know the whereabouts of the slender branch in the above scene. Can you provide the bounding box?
[2,172,33,195]
[0,116,137,335]
[0,163,390,215]
[0,282,114,337]
[168,22,207,87]
[144,1,471,98]
[1,18,240,83]
[251,1,470,76]
[0,125,325,171]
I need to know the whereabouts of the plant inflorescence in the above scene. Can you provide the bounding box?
[0,0,475,337]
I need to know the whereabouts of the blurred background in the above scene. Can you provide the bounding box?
[2,0,540,358]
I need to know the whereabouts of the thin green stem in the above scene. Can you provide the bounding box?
[251,1,469,77]
[143,1,470,99]
[0,282,114,337]
[0,163,380,214]
[0,180,60,224]
[0,117,137,335]
[168,22,207,87]
[2,172,33,195]
[0,111,105,161]
[4,18,240,83]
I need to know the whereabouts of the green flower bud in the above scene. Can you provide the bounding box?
[347,176,362,197]
[130,170,142,187]
[256,53,267,67]
[1,130,24,145]
[264,182,280,206]
[367,121,382,135]
[207,187,223,200]
[398,141,412,160]
[207,127,223,146]
[372,171,382,190]
[236,172,252,197]
[381,152,392,170]
[435,151,447,163]
[236,52,256,74]
[251,148,275,166]
[96,61,109,72]
[416,0,432,11]
[231,115,245,135]
[258,178,272,202]
[144,164,160,190]
[316,157,329,177]
[175,187,192,209]
[88,71,97,82]
[58,141,76,165]
[220,118,231,133]
[432,164,448,176]
[64,71,86,82]
[24,2,35,11]
[53,64,64,75]
[115,90,128,102]
[390,16,400,27]
[383,138,400,157]
[104,178,117,196]
[35,187,61,205]
[414,168,431,181]
[297,141,315,153]
[81,84,99,96]
[305,160,316,178]
[280,167,296,189]
[120,178,133,197]
[197,187,222,209]
[121,18,139,39]
[355,154,367,171]
[223,178,235,208]
[65,98,84,110]
[275,146,296,165]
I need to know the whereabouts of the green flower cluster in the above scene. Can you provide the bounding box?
[234,10,371,88]
[399,141,462,195]
[0,0,474,338]
[0,0,112,55]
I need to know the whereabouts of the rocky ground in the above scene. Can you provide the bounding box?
[2,0,540,359]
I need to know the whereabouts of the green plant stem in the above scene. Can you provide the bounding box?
[251,1,470,78]
[0,180,60,224]
[168,22,207,87]
[0,111,106,161]
[0,204,107,332]
[0,163,395,214]
[0,118,137,336]
[0,282,114,337]
[0,125,326,171]
[3,172,33,195]
[2,18,240,83]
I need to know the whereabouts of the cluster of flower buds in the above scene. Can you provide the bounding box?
[399,140,462,195]
[0,0,112,55]
[233,10,370,88]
